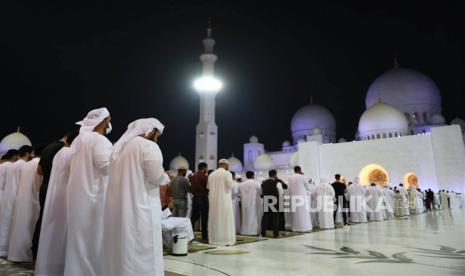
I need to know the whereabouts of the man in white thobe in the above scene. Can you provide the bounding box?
[161,207,194,252]
[439,190,449,210]
[365,183,383,221]
[102,118,166,276]
[0,150,19,209]
[8,153,42,262]
[381,185,394,219]
[0,145,33,257]
[398,184,410,216]
[35,130,79,276]
[314,178,335,229]
[307,179,318,227]
[64,108,113,275]
[239,171,261,236]
[288,166,312,232]
[347,177,367,223]
[231,172,241,234]
[208,159,237,246]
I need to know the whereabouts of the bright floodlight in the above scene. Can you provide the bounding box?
[194,76,223,93]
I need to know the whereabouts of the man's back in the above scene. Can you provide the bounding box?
[170,176,190,200]
[190,171,208,196]
[261,179,279,198]
[331,181,346,196]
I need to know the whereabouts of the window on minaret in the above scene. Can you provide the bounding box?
[423,112,428,123]
[412,112,419,124]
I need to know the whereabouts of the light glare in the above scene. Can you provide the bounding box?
[194,76,223,93]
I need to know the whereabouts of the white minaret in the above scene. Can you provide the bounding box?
[194,24,222,170]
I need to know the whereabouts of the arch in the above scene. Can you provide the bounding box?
[359,163,390,186]
[403,172,419,189]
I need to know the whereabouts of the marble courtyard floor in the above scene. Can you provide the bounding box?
[1,209,464,275]
[165,209,465,276]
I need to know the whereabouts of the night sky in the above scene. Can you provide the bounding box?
[1,1,464,167]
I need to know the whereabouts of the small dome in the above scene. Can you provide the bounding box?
[249,135,259,143]
[282,140,291,147]
[254,153,274,171]
[290,104,336,144]
[366,68,442,114]
[431,113,445,125]
[338,137,347,143]
[311,127,322,135]
[169,154,189,171]
[358,101,408,139]
[451,117,465,129]
[227,155,243,173]
[0,129,32,152]
[289,151,300,167]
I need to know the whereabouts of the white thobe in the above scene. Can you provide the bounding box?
[239,179,261,235]
[8,158,42,262]
[161,209,194,251]
[382,187,394,219]
[208,168,236,246]
[35,147,72,276]
[347,183,367,223]
[288,174,312,232]
[415,191,424,213]
[315,183,335,229]
[232,183,241,234]
[439,192,449,209]
[398,187,410,215]
[102,136,165,276]
[0,159,26,256]
[0,162,12,208]
[365,186,383,221]
[64,132,113,276]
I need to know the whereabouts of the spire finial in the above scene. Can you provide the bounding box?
[310,96,313,104]
[206,19,212,38]
[17,126,21,132]
[393,54,399,69]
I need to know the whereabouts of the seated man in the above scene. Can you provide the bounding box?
[161,207,194,251]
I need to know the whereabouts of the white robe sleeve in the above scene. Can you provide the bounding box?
[143,143,165,187]
[92,137,113,176]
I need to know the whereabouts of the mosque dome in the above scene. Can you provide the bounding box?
[169,154,189,171]
[289,151,300,167]
[365,68,442,117]
[451,117,465,130]
[358,101,409,140]
[249,135,259,143]
[430,113,446,125]
[227,155,243,173]
[282,140,291,147]
[254,153,274,171]
[290,104,336,144]
[0,129,32,152]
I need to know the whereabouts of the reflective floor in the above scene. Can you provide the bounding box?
[165,209,465,276]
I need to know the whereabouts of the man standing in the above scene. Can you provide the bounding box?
[314,178,335,229]
[169,167,191,217]
[208,159,236,246]
[102,118,166,276]
[440,190,449,210]
[190,162,209,241]
[366,183,384,221]
[239,171,261,236]
[347,177,367,223]
[398,183,410,216]
[32,129,78,261]
[65,108,113,275]
[0,145,33,257]
[331,174,349,227]
[0,150,19,207]
[35,130,78,275]
[288,166,312,232]
[260,170,284,238]
[8,146,43,262]
[426,189,434,211]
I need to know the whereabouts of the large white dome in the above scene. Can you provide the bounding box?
[169,154,189,171]
[358,101,409,140]
[365,68,442,117]
[227,155,243,173]
[290,104,336,144]
[254,153,274,171]
[0,130,32,153]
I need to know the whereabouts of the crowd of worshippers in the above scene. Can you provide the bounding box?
[0,107,464,276]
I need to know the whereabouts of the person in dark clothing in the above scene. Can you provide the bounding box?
[426,189,434,211]
[190,162,209,241]
[331,174,349,227]
[31,129,79,260]
[261,170,285,238]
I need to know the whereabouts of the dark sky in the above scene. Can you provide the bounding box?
[1,1,464,167]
